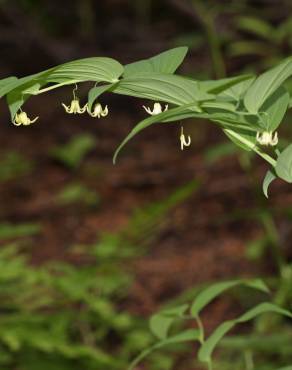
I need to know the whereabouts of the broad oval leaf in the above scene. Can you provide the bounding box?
[44,57,124,84]
[124,47,188,77]
[275,144,292,183]
[259,86,290,132]
[244,57,292,113]
[4,58,123,99]
[113,72,211,106]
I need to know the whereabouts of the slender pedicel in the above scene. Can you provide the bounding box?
[180,126,191,150]
[62,84,87,114]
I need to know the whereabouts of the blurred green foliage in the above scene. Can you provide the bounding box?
[0,152,34,182]
[56,182,99,207]
[0,222,41,241]
[50,134,96,169]
[0,240,146,370]
[0,181,199,370]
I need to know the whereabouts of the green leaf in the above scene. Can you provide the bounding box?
[7,89,26,120]
[191,281,239,317]
[244,57,292,113]
[44,57,124,84]
[3,58,124,116]
[198,302,292,364]
[223,128,257,152]
[124,47,188,77]
[87,84,113,111]
[113,72,211,106]
[198,75,253,95]
[275,144,292,183]
[23,83,42,95]
[220,77,255,101]
[149,304,189,340]
[190,279,269,317]
[0,77,18,98]
[128,329,200,370]
[200,101,236,111]
[263,170,277,198]
[259,86,290,131]
[202,107,261,132]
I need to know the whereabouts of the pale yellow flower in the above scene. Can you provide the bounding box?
[62,99,87,114]
[13,111,39,126]
[256,131,278,146]
[87,103,108,118]
[143,102,168,115]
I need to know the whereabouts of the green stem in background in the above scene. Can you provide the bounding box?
[207,360,214,370]
[239,152,285,274]
[191,0,226,78]
[77,0,95,39]
[244,350,254,370]
[260,212,286,273]
[133,0,152,28]
[195,315,212,370]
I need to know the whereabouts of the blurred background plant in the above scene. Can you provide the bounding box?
[0,0,292,369]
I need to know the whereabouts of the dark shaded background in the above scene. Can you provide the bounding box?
[0,1,292,370]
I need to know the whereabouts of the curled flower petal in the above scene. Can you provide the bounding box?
[143,102,168,116]
[87,103,109,118]
[62,99,87,114]
[180,127,191,150]
[13,111,39,126]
